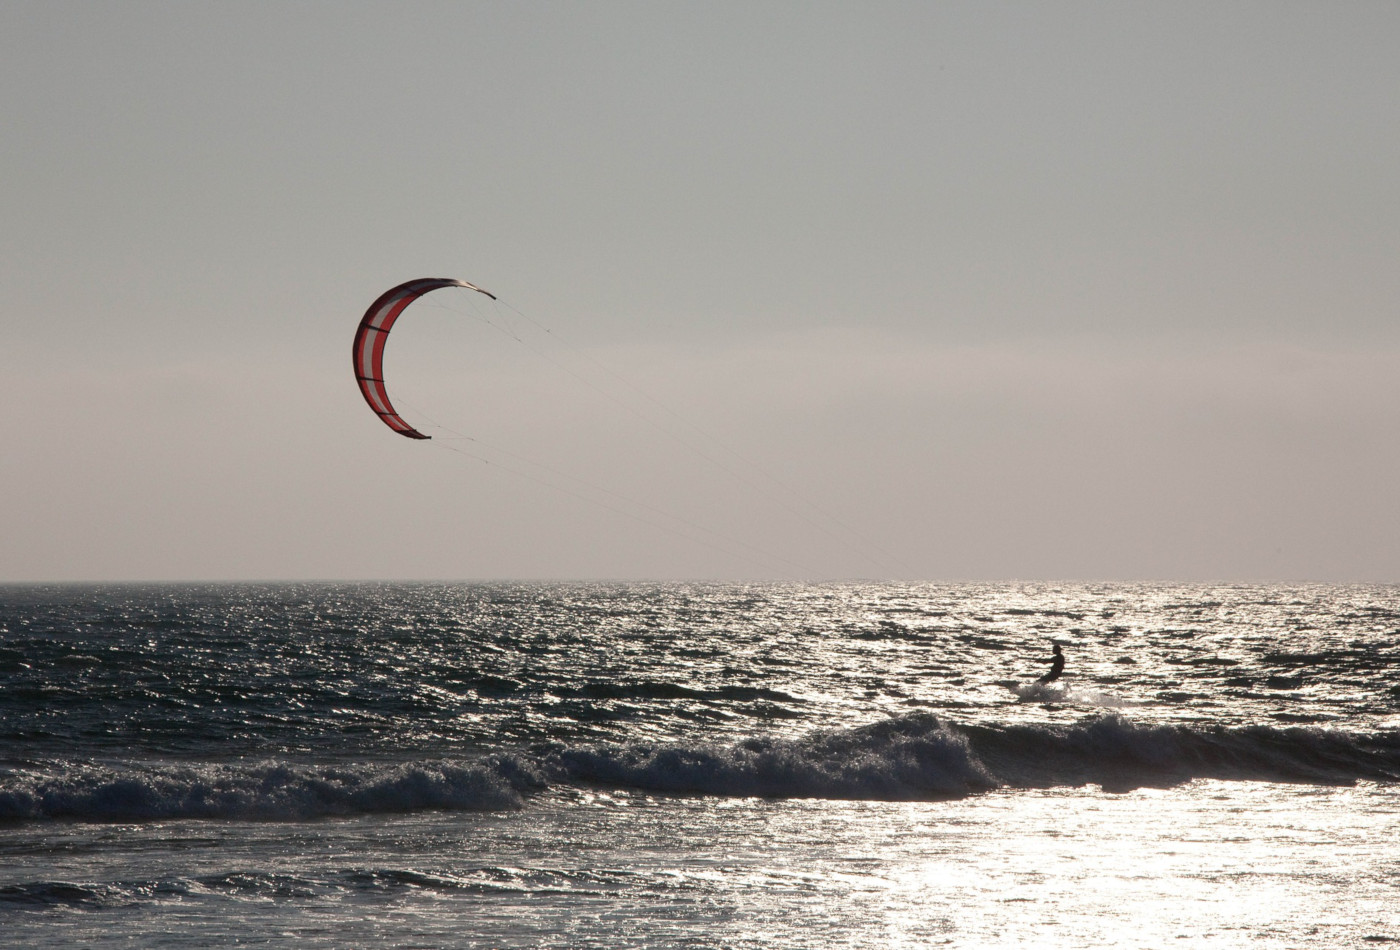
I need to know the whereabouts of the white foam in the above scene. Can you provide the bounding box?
[1011,682,1134,707]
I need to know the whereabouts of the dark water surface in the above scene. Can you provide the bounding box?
[3,583,1398,946]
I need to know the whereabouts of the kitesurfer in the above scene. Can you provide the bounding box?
[1036,643,1065,684]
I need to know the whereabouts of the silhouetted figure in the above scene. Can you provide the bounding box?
[1036,643,1064,684]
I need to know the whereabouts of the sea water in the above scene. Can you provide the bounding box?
[2,583,1397,947]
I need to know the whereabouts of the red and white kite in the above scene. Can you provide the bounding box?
[352,277,496,439]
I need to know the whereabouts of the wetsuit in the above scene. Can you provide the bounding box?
[1037,646,1064,684]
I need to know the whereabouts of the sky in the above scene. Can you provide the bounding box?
[3,1,1398,583]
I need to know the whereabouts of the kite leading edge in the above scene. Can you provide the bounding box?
[352,277,496,439]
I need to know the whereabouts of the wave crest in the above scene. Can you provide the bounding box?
[0,757,534,822]
[546,714,997,800]
[4,714,1396,823]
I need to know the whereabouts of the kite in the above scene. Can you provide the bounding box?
[352,277,496,439]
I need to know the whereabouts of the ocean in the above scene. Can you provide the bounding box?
[2,582,1397,947]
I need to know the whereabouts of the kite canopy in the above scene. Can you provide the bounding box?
[352,277,496,439]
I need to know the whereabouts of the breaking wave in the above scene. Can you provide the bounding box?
[0,757,538,822]
[4,714,1397,823]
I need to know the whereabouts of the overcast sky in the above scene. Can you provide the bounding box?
[3,1,1398,582]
